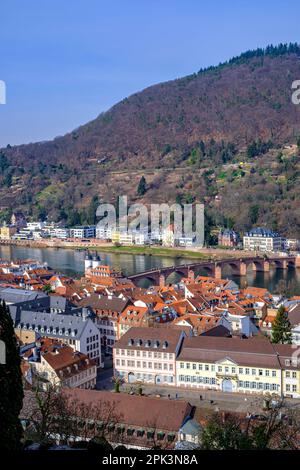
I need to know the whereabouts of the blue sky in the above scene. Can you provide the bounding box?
[0,0,300,147]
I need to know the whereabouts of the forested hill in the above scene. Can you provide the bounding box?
[1,43,300,237]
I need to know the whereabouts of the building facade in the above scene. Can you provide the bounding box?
[243,227,283,252]
[113,327,185,386]
[176,336,300,398]
[70,226,96,239]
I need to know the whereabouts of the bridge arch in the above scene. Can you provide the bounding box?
[165,270,186,284]
[192,265,215,277]
[135,275,158,287]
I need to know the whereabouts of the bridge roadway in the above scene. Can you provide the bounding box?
[128,255,300,285]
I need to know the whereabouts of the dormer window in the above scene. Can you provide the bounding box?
[162,341,168,349]
[128,338,134,346]
[153,340,160,348]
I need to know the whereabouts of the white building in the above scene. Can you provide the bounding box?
[9,300,103,367]
[177,236,196,247]
[96,227,113,240]
[26,221,46,231]
[243,227,284,252]
[70,226,96,239]
[49,227,70,239]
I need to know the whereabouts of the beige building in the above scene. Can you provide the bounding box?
[176,336,300,398]
[0,224,17,240]
[28,339,97,389]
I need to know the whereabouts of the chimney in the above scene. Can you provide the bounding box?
[188,270,195,282]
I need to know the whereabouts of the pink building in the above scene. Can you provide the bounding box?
[113,327,185,386]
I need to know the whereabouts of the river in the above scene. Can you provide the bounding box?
[1,245,300,293]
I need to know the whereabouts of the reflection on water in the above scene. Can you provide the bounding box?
[1,245,300,293]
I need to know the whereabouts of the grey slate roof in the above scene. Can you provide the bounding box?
[179,418,202,436]
[9,306,92,341]
[0,287,47,304]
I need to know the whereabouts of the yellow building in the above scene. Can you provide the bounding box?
[111,230,120,243]
[176,336,300,398]
[0,224,17,240]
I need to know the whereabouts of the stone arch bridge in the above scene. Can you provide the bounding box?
[128,255,300,286]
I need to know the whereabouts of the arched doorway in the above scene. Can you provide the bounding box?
[222,378,233,392]
[155,375,162,385]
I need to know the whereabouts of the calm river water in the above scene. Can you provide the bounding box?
[1,245,300,293]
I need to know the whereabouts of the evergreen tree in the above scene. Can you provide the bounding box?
[0,301,24,450]
[137,176,147,196]
[271,305,292,344]
[201,413,252,450]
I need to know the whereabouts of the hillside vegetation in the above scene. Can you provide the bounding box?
[1,44,300,238]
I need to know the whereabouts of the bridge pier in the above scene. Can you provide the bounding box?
[252,261,270,272]
[214,264,222,280]
[159,274,166,288]
[282,260,288,270]
[239,261,247,276]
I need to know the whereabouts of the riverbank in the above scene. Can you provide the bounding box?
[0,238,251,260]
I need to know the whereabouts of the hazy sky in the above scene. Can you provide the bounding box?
[1,0,300,147]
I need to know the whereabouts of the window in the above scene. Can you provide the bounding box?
[232,367,236,374]
[205,365,209,371]
[192,364,197,370]
[180,362,184,369]
[286,371,290,378]
[239,368,243,374]
[286,384,291,391]
[218,366,222,372]
[245,368,250,375]
[252,369,256,375]
[198,364,203,371]
[292,385,297,392]
[186,363,190,369]
[259,369,263,376]
[292,371,297,379]
[272,370,276,377]
[265,370,270,377]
